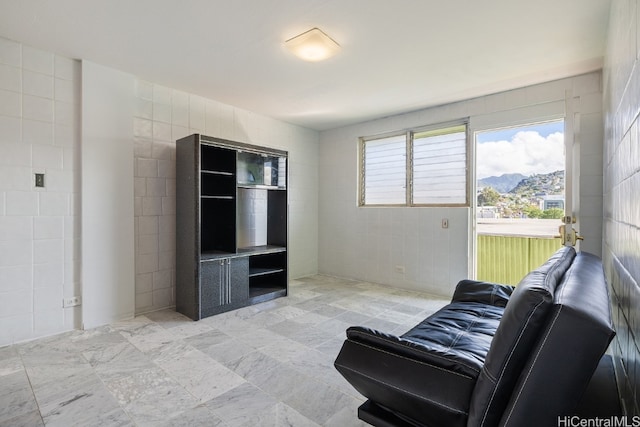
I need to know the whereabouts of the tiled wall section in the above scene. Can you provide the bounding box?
[603,0,640,416]
[133,82,319,315]
[0,37,81,345]
[319,72,603,298]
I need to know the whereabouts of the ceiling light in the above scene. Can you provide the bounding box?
[285,28,340,62]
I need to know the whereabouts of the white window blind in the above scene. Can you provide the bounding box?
[359,122,468,207]
[412,126,467,205]
[362,134,406,205]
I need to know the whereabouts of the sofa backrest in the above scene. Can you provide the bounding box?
[498,252,615,426]
[467,246,576,427]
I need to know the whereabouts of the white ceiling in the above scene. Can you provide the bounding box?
[0,0,611,131]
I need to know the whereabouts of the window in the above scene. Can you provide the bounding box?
[359,123,468,206]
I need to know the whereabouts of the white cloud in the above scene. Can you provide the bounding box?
[476,131,564,179]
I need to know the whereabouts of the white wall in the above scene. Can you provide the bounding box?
[318,73,603,297]
[0,35,319,343]
[0,37,81,345]
[132,80,320,315]
[81,61,135,328]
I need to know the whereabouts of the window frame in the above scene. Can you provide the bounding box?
[358,120,470,207]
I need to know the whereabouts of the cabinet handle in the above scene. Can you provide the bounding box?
[219,259,224,305]
[226,259,231,304]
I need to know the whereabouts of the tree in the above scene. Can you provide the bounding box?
[478,187,500,206]
[523,206,542,218]
[541,208,564,219]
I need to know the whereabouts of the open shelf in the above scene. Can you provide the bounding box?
[201,170,235,197]
[201,144,236,173]
[201,170,233,176]
[248,251,287,304]
[237,245,286,255]
[249,267,285,277]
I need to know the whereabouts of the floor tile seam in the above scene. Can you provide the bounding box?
[201,379,291,425]
[246,375,325,425]
[79,348,148,427]
[284,359,356,399]
[0,360,46,426]
[16,348,49,426]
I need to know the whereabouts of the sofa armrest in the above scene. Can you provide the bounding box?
[335,326,478,427]
[452,279,514,307]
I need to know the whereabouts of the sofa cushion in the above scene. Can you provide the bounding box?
[467,246,576,427]
[401,301,506,376]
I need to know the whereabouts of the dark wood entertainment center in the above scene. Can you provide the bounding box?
[176,134,288,320]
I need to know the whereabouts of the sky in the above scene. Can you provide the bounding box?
[476,121,565,180]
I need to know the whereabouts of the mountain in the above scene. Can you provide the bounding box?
[510,170,564,195]
[477,173,527,193]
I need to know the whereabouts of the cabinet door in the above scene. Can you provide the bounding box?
[228,256,249,306]
[200,257,249,318]
[200,259,224,318]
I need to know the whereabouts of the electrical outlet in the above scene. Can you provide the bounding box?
[395,265,405,274]
[63,296,81,308]
[442,218,449,228]
[35,173,45,188]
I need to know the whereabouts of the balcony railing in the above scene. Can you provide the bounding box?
[477,227,563,285]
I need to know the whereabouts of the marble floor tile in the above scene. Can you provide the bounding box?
[289,310,332,326]
[288,327,337,349]
[0,370,38,423]
[259,336,311,362]
[144,310,193,328]
[83,341,155,383]
[242,310,289,328]
[222,349,282,385]
[25,363,95,393]
[249,361,309,401]
[205,382,278,426]
[0,274,449,426]
[323,403,369,427]
[154,346,246,402]
[314,336,346,357]
[156,404,224,427]
[314,318,354,336]
[283,376,361,425]
[121,324,180,353]
[266,318,313,338]
[360,316,403,333]
[0,409,45,427]
[67,327,128,353]
[36,374,130,427]
[232,326,291,350]
[0,345,22,377]
[199,337,255,366]
[272,402,321,427]
[106,366,199,425]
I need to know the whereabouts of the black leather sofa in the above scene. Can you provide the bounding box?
[334,247,615,427]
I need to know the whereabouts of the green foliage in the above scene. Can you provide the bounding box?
[523,206,543,218]
[541,208,564,219]
[478,186,500,206]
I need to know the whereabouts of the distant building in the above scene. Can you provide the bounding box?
[478,206,499,218]
[539,195,564,210]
